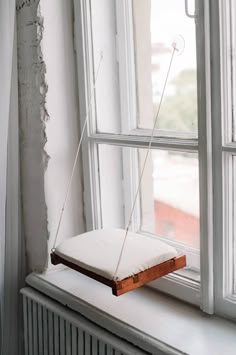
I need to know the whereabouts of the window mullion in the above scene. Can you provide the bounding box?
[196,0,214,314]
[215,0,236,319]
[88,133,198,152]
[223,145,236,153]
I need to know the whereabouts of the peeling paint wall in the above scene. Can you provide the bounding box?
[17,0,85,272]
[17,0,48,272]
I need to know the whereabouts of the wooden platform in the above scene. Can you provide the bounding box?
[51,253,186,296]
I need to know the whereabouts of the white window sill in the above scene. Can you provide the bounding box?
[26,269,236,355]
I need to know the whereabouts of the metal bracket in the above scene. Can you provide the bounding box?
[170,259,176,267]
[185,0,197,19]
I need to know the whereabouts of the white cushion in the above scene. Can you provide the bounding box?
[55,228,178,281]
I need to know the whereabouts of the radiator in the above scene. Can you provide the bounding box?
[22,288,149,355]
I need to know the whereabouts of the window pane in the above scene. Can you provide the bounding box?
[98,144,125,228]
[140,150,200,248]
[133,0,198,135]
[140,149,200,278]
[91,0,122,134]
[98,144,200,278]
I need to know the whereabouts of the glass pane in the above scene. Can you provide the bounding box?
[98,144,125,228]
[133,0,198,135]
[140,150,200,249]
[98,144,200,277]
[140,149,200,278]
[91,0,122,134]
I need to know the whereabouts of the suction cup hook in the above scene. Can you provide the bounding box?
[172,35,185,55]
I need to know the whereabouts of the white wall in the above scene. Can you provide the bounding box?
[40,0,85,254]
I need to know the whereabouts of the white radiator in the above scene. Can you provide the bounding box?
[22,288,149,355]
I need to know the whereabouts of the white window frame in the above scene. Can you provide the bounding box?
[212,0,236,319]
[73,0,217,315]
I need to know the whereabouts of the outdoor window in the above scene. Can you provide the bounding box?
[74,0,236,318]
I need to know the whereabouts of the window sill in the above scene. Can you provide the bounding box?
[26,269,236,355]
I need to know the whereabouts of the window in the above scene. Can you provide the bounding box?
[74,0,236,319]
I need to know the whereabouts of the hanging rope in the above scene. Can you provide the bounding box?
[52,53,103,251]
[52,39,180,281]
[113,44,178,280]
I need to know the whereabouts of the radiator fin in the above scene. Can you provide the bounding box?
[23,292,149,355]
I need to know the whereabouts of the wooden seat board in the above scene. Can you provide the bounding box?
[51,253,186,296]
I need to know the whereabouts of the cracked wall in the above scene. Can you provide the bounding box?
[17,0,48,272]
[17,0,85,272]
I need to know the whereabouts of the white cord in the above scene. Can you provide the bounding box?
[113,46,177,280]
[52,53,103,251]
[52,42,177,281]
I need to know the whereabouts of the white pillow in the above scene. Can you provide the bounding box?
[55,228,178,281]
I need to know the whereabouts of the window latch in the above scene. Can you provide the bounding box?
[185,0,197,19]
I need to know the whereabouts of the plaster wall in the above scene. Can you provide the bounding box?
[17,0,85,272]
